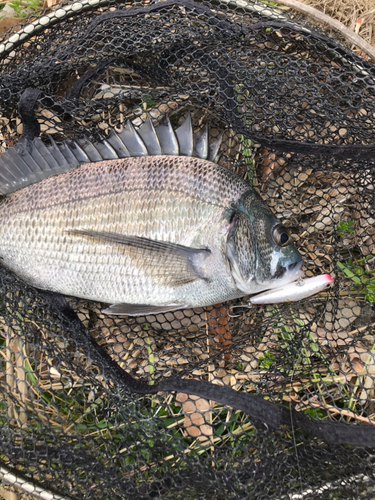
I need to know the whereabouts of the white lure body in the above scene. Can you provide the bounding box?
[249,274,334,305]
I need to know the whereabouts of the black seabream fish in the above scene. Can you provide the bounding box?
[0,113,303,315]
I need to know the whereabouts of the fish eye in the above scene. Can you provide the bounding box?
[273,225,290,247]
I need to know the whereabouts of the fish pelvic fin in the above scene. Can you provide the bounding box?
[0,91,223,195]
[102,303,187,316]
[69,230,211,286]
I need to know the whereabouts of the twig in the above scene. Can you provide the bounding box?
[272,0,375,62]
[287,394,373,424]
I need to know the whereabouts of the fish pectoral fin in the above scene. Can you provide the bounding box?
[69,230,211,284]
[102,303,187,316]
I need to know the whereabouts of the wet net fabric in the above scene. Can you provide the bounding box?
[0,0,375,498]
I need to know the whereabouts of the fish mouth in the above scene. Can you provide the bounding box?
[284,259,304,283]
[256,260,304,293]
[287,259,303,274]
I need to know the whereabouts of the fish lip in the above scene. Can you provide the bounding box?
[287,260,303,273]
[284,260,304,283]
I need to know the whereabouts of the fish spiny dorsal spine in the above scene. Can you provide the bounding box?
[0,112,223,196]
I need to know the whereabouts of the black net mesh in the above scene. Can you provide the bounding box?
[0,0,375,498]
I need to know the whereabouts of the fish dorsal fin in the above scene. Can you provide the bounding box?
[175,112,193,156]
[138,114,162,156]
[76,137,103,162]
[0,140,82,194]
[0,114,222,195]
[194,124,208,160]
[92,139,119,160]
[208,132,223,163]
[106,131,130,158]
[118,120,148,157]
[155,115,179,155]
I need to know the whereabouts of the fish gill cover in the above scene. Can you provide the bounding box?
[0,0,374,498]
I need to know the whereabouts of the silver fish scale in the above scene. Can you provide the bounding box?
[0,156,253,307]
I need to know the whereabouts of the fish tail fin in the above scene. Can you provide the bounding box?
[0,90,223,195]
